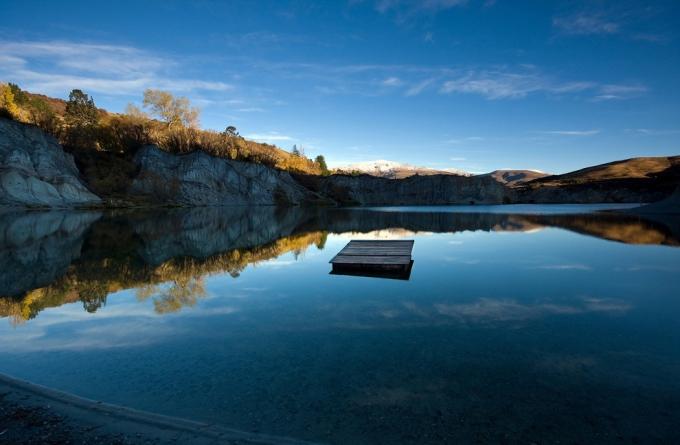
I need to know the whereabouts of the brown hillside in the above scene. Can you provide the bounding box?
[484,170,549,187]
[529,156,680,186]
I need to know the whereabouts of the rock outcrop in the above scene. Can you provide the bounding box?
[627,186,680,214]
[130,145,327,206]
[310,173,509,205]
[0,118,101,207]
[2,117,677,209]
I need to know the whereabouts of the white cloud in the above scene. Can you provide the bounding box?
[593,84,648,101]
[540,130,600,136]
[438,69,645,101]
[248,60,646,103]
[535,264,592,271]
[245,132,294,143]
[625,128,680,136]
[236,107,266,112]
[0,54,25,69]
[0,41,167,76]
[438,69,603,100]
[382,76,403,86]
[446,136,484,144]
[374,0,467,14]
[0,40,233,97]
[405,78,436,96]
[553,13,621,35]
[553,7,667,43]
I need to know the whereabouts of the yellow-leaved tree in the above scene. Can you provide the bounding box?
[0,83,19,118]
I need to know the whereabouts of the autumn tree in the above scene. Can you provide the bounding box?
[0,84,19,118]
[315,155,329,175]
[142,89,199,128]
[125,103,148,120]
[64,89,99,148]
[65,89,98,127]
[8,83,28,106]
[224,125,238,137]
[27,97,58,133]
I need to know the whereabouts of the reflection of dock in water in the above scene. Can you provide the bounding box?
[330,240,414,280]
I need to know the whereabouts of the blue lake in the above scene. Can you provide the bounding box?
[1,206,679,443]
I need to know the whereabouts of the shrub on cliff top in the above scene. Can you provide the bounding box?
[1,83,326,176]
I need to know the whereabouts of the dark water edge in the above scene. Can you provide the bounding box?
[1,205,679,444]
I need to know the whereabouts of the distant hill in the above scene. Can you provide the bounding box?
[529,156,680,186]
[335,160,470,179]
[515,155,680,204]
[482,170,549,187]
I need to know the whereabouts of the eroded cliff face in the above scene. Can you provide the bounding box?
[515,183,673,204]
[0,119,101,207]
[2,118,676,208]
[312,174,510,205]
[129,145,327,206]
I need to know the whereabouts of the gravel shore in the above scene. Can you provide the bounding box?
[0,373,316,445]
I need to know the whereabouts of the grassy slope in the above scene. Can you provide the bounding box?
[528,156,680,186]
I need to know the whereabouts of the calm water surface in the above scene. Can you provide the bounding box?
[1,206,679,444]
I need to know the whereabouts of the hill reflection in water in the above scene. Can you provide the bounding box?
[1,206,678,324]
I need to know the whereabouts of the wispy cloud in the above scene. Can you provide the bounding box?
[381,76,403,86]
[625,128,680,136]
[374,0,467,15]
[236,107,266,112]
[0,40,649,107]
[593,84,648,101]
[0,41,167,76]
[405,78,436,96]
[553,13,620,36]
[224,59,646,103]
[534,264,592,271]
[0,40,233,96]
[245,132,294,143]
[552,5,668,43]
[446,136,484,144]
[439,69,596,100]
[438,69,645,101]
[539,130,600,136]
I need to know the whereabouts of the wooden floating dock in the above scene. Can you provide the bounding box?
[329,240,414,280]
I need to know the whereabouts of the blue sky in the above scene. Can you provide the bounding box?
[2,0,679,173]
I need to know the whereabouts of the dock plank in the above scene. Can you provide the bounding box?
[340,247,411,254]
[330,240,414,279]
[330,240,414,268]
[332,255,412,265]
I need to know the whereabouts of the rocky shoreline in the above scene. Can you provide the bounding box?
[0,372,317,445]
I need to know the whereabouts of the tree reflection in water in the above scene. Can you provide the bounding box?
[1,206,678,324]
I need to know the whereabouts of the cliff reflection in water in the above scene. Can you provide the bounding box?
[1,206,678,324]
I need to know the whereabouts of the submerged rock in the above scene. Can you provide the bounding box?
[130,145,327,206]
[0,118,101,207]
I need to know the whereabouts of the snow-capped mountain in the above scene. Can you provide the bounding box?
[335,160,471,179]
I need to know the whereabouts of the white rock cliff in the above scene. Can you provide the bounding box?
[0,118,101,207]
